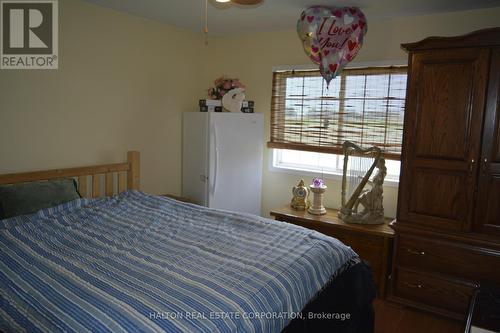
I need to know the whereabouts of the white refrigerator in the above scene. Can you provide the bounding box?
[182,112,264,215]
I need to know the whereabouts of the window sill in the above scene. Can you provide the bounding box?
[268,164,400,188]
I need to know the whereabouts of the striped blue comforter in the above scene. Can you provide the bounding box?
[0,191,358,333]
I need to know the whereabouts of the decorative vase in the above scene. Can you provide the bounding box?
[308,185,327,215]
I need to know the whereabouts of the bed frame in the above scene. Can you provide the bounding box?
[0,151,140,198]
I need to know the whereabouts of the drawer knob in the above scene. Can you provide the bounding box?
[406,248,425,256]
[405,282,423,289]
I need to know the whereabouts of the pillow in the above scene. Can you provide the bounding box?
[0,178,81,219]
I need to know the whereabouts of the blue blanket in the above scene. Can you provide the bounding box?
[0,191,358,333]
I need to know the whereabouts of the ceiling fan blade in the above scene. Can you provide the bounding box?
[231,0,263,5]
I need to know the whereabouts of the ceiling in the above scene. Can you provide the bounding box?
[83,0,500,36]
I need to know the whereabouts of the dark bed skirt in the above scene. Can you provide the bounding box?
[282,261,376,333]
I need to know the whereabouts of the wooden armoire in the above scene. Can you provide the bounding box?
[390,28,500,321]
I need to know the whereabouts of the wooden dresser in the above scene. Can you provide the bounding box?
[270,206,394,298]
[390,28,500,321]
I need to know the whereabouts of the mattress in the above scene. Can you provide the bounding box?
[0,191,358,333]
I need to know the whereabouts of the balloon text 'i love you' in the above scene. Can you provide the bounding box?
[297,6,367,84]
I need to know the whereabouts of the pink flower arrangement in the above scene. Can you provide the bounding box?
[207,77,245,100]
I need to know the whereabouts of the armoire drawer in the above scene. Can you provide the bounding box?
[396,234,500,284]
[393,267,478,317]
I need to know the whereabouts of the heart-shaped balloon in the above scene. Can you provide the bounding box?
[297,6,367,84]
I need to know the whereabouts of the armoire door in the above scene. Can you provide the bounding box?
[475,48,500,236]
[398,47,489,232]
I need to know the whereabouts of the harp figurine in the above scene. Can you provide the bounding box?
[338,141,387,225]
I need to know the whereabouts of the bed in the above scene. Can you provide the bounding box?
[0,151,375,333]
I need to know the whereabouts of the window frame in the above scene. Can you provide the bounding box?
[269,149,401,187]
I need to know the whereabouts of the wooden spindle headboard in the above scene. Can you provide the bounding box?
[0,151,140,198]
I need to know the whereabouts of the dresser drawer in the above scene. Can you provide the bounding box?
[393,267,478,317]
[397,234,500,284]
[285,218,384,269]
[336,231,386,296]
[341,233,383,265]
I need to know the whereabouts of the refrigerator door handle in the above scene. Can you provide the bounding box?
[211,122,219,195]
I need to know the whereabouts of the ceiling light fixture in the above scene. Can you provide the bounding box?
[204,0,264,44]
[230,0,263,4]
[216,0,262,3]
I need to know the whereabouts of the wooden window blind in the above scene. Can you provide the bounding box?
[268,66,407,160]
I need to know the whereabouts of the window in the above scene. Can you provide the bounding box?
[269,66,407,182]
[272,149,401,183]
[268,66,407,160]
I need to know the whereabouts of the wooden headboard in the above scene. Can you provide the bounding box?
[0,151,140,198]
